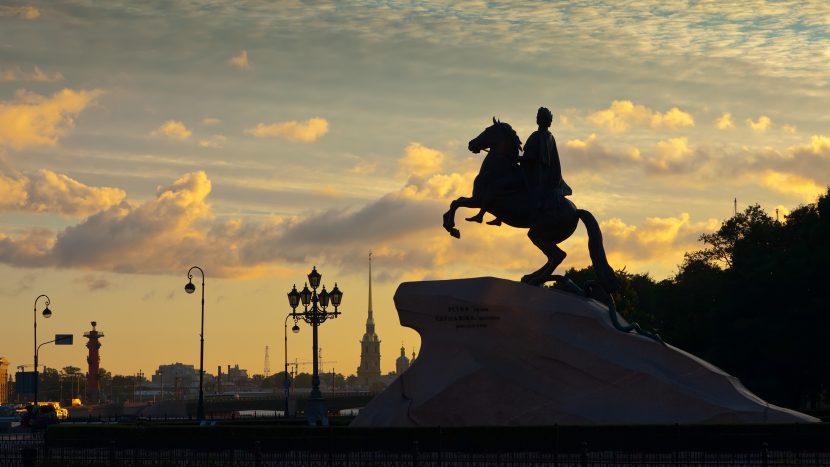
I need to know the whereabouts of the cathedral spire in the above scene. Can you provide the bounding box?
[366,251,375,335]
[357,250,381,388]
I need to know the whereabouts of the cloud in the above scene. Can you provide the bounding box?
[0,171,278,276]
[747,115,772,132]
[587,100,694,133]
[244,117,329,142]
[0,273,35,296]
[152,120,192,140]
[198,134,226,148]
[0,171,215,272]
[0,169,126,217]
[349,161,377,174]
[792,135,830,157]
[73,274,112,291]
[201,117,221,126]
[1,66,63,82]
[781,124,797,135]
[565,133,637,172]
[600,213,721,268]
[0,88,103,150]
[228,50,250,70]
[0,5,40,19]
[760,170,826,201]
[714,112,734,130]
[564,133,705,176]
[399,143,445,177]
[645,137,698,174]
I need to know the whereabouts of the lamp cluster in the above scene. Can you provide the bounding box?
[287,266,343,325]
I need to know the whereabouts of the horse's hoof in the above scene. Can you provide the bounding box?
[520,274,534,284]
[450,228,461,239]
[465,215,483,223]
[486,218,502,226]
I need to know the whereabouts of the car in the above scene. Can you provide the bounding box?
[39,402,69,420]
[0,406,22,432]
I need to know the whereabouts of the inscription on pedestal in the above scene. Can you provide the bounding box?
[436,305,501,330]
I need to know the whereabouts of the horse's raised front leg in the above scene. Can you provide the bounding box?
[443,196,479,239]
[465,209,485,224]
[521,228,567,286]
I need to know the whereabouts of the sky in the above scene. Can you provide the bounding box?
[1,1,828,379]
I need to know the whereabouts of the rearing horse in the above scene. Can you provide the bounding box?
[442,118,620,291]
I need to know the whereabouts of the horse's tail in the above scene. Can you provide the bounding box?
[577,208,621,293]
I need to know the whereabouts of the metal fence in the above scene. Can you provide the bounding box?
[3,425,830,466]
[3,440,830,466]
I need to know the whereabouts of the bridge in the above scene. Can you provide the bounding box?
[192,391,377,415]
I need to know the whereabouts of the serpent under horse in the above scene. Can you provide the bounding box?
[442,118,620,291]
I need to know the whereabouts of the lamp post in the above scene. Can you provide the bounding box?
[33,295,52,405]
[287,266,343,426]
[283,313,300,417]
[184,266,206,421]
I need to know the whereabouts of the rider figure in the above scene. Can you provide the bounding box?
[521,107,571,210]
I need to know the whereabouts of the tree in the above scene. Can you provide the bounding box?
[688,204,775,269]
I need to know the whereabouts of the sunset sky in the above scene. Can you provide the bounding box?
[1,1,828,378]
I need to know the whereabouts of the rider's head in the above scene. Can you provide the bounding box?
[536,107,553,129]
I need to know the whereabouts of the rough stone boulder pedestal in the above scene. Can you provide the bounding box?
[352,277,818,426]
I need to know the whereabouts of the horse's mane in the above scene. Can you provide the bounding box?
[494,119,523,154]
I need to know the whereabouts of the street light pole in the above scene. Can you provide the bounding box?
[33,295,52,405]
[287,267,343,426]
[184,266,206,422]
[283,313,299,417]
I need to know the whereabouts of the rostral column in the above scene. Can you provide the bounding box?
[84,321,104,403]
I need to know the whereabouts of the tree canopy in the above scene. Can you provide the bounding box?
[564,187,830,410]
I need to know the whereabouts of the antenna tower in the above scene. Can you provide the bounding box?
[264,345,271,378]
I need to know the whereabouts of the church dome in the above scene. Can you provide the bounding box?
[395,345,410,375]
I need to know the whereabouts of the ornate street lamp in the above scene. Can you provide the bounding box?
[283,305,299,417]
[33,294,52,405]
[287,267,343,426]
[184,266,206,421]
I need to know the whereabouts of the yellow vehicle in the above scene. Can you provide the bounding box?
[39,402,69,420]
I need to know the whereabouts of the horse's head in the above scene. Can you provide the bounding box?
[468,117,522,157]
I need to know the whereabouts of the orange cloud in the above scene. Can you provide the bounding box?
[198,134,226,148]
[1,65,63,82]
[0,88,103,150]
[349,161,377,174]
[0,6,40,19]
[588,100,694,133]
[747,115,772,132]
[714,112,734,130]
[244,117,329,142]
[228,50,250,70]
[790,134,830,156]
[599,213,720,269]
[0,170,125,217]
[399,143,445,177]
[760,170,825,201]
[152,120,192,140]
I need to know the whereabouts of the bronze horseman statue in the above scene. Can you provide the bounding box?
[443,107,620,292]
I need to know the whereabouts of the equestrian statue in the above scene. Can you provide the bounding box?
[442,107,620,292]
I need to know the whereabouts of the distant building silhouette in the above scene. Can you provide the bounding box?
[83,321,104,403]
[0,357,8,405]
[151,362,198,400]
[357,252,381,388]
